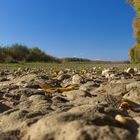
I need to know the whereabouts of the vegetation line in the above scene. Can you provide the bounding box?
[0,44,93,63]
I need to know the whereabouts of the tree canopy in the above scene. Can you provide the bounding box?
[127,0,140,62]
[0,44,60,63]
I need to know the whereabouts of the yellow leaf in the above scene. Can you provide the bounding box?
[36,80,77,94]
[57,85,76,92]
[36,80,51,89]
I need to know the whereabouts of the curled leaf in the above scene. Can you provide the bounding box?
[57,85,77,93]
[119,101,130,111]
[36,80,77,94]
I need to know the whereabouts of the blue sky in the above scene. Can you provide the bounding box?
[0,0,136,60]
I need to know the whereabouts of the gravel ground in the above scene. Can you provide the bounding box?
[1,64,140,140]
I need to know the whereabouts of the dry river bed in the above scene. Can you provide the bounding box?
[1,67,140,140]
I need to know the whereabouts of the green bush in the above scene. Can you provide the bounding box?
[0,44,60,63]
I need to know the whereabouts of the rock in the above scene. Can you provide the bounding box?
[0,71,6,76]
[58,70,64,75]
[57,74,71,81]
[23,111,133,140]
[123,88,140,104]
[0,103,11,113]
[115,114,128,125]
[62,90,91,101]
[102,69,115,78]
[68,104,96,114]
[0,110,26,132]
[52,95,69,103]
[0,77,9,82]
[0,92,3,99]
[55,122,132,140]
[102,69,111,75]
[92,67,97,71]
[125,68,135,75]
[101,81,127,96]
[79,81,99,91]
[133,117,140,140]
[126,81,140,91]
[134,67,138,73]
[72,97,97,106]
[72,74,84,84]
[0,129,20,140]
[61,78,72,87]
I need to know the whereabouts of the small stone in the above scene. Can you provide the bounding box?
[125,68,135,75]
[57,74,71,81]
[72,74,84,84]
[62,90,91,101]
[102,69,115,78]
[115,114,127,125]
[79,81,99,91]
